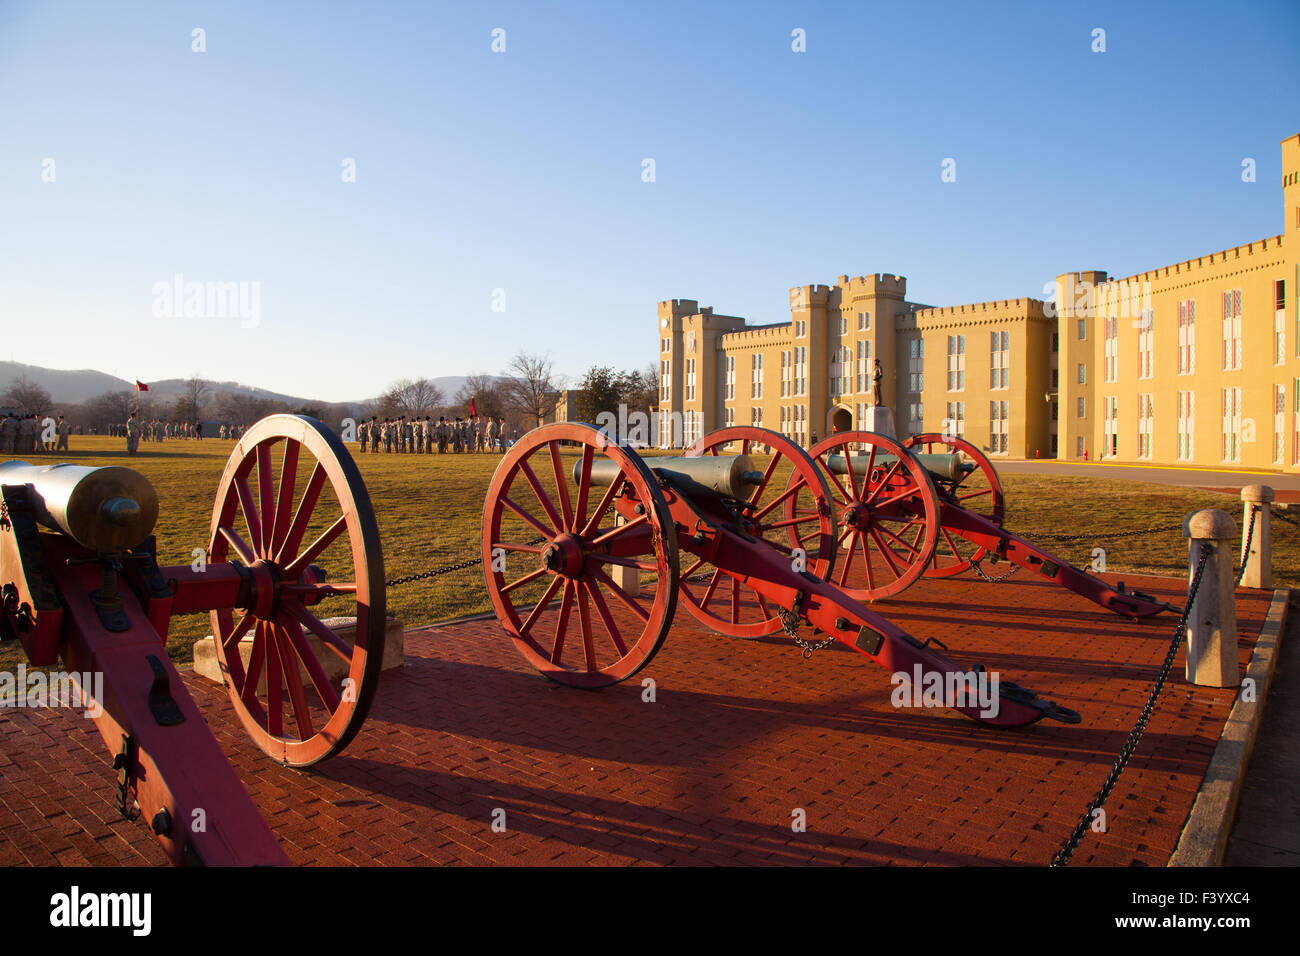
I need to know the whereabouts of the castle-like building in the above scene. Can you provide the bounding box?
[657,133,1300,474]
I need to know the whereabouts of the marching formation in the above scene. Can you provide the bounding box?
[356,414,510,454]
[0,412,72,453]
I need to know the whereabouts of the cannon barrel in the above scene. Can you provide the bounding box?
[580,454,763,501]
[0,460,159,552]
[825,451,973,484]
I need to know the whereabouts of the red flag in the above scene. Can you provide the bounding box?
[469,398,476,417]
[135,381,149,392]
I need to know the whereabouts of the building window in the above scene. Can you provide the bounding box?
[1294,380,1300,466]
[794,320,807,338]
[725,355,735,400]
[1076,436,1085,458]
[661,337,671,353]
[1275,384,1287,465]
[685,358,696,401]
[1077,363,1086,385]
[1103,315,1118,383]
[1137,312,1153,379]
[780,350,790,397]
[1221,290,1242,371]
[990,330,1009,389]
[856,340,872,393]
[1137,393,1153,460]
[946,335,965,391]
[660,359,671,401]
[1051,331,1059,353]
[989,400,1009,455]
[1275,291,1286,365]
[1077,396,1085,418]
[750,354,763,399]
[1077,318,1086,340]
[1221,387,1242,463]
[908,338,924,393]
[909,403,923,431]
[944,401,965,439]
[1177,300,1195,375]
[858,311,870,331]
[1103,396,1118,458]
[1177,391,1194,462]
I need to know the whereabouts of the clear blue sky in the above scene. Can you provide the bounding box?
[1,0,1296,403]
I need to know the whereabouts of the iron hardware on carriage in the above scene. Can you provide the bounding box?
[0,415,385,865]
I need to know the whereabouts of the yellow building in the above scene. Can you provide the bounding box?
[658,133,1300,474]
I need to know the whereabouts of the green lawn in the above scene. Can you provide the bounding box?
[1,433,1294,673]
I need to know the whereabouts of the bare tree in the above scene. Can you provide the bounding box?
[81,390,138,430]
[500,352,564,428]
[454,373,504,418]
[1,374,53,415]
[377,378,445,418]
[172,375,212,422]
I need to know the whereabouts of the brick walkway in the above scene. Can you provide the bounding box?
[0,573,1275,866]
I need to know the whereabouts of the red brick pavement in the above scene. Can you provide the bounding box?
[0,573,1275,866]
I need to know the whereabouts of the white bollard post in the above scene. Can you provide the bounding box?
[1239,484,1274,590]
[611,513,640,597]
[1183,509,1238,688]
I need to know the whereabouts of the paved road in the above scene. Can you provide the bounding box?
[1224,594,1300,865]
[995,459,1300,493]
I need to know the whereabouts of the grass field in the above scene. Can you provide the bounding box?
[1,433,1295,673]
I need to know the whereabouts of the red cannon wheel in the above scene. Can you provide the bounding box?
[208,414,385,767]
[903,433,1005,577]
[482,423,679,688]
[680,426,835,637]
[808,430,940,601]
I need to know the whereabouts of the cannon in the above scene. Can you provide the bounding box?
[481,423,1078,726]
[0,415,385,865]
[801,430,1174,616]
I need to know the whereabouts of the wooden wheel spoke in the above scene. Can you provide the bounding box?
[589,566,650,622]
[589,514,648,549]
[681,556,705,578]
[759,512,821,533]
[264,622,284,738]
[747,454,781,507]
[861,459,904,505]
[273,623,314,739]
[868,526,904,578]
[551,580,574,664]
[730,574,740,624]
[699,568,723,609]
[869,484,925,510]
[493,541,546,554]
[573,445,594,533]
[223,609,255,651]
[580,474,626,539]
[501,495,557,541]
[748,585,771,620]
[518,458,565,534]
[234,476,263,557]
[584,580,628,658]
[241,621,266,710]
[256,444,275,556]
[502,565,549,594]
[219,525,258,567]
[822,463,855,505]
[279,614,341,712]
[586,551,658,572]
[270,440,300,558]
[548,442,575,531]
[275,462,326,564]
[753,483,802,521]
[520,575,564,636]
[861,533,875,591]
[576,582,595,671]
[875,522,922,556]
[283,514,348,579]
[838,531,858,587]
[285,602,355,666]
[959,488,993,502]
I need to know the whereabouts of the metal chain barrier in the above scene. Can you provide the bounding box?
[1033,522,1185,543]
[1272,505,1300,529]
[384,535,547,589]
[1050,544,1211,867]
[969,556,1020,582]
[1234,506,1257,587]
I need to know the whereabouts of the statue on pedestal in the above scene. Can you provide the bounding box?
[872,359,884,407]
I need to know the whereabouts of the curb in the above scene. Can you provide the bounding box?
[1168,587,1294,867]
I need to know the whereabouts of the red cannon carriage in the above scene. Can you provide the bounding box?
[0,415,385,865]
[481,423,1081,728]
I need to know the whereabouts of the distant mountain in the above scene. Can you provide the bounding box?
[0,361,508,413]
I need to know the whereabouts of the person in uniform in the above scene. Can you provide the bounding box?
[436,417,447,453]
[485,416,498,454]
[126,414,142,455]
[0,412,15,453]
[17,414,36,454]
[55,416,70,452]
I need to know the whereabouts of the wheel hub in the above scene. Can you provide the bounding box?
[542,533,585,577]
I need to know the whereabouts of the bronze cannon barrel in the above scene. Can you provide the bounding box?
[579,454,763,501]
[824,451,972,483]
[0,460,159,552]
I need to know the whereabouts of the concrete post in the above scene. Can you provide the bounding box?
[1183,509,1238,688]
[611,513,640,597]
[1239,485,1273,590]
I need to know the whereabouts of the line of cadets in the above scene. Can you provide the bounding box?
[0,412,72,453]
[356,415,508,454]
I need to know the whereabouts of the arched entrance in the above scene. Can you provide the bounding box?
[829,406,853,435]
